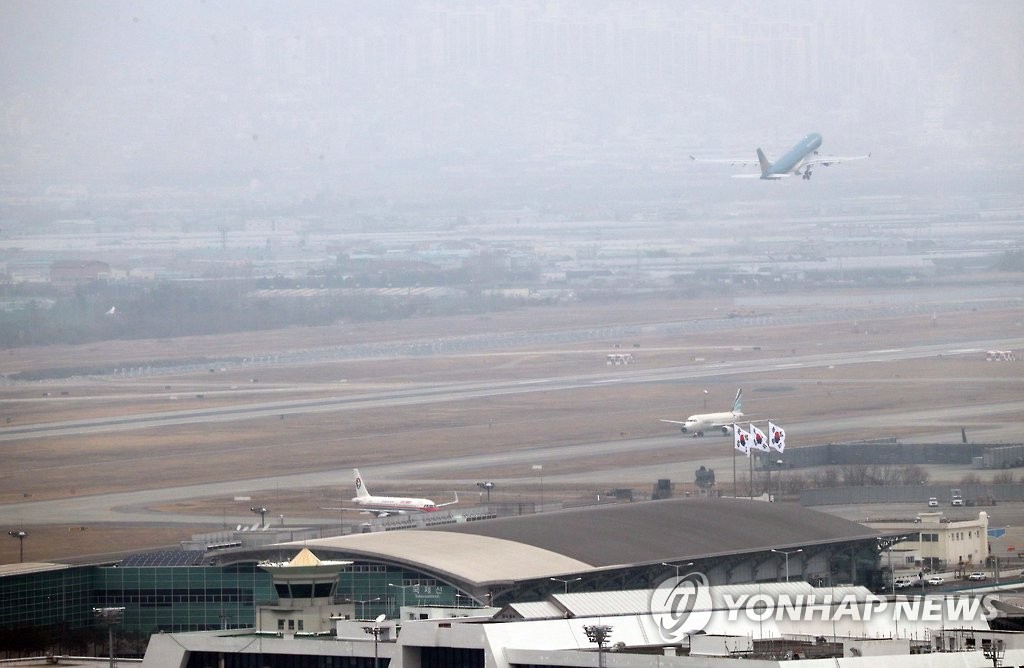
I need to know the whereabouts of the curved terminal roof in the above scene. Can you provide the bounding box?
[275,499,878,586]
[431,497,880,567]
[286,531,591,584]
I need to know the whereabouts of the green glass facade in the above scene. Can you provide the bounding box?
[92,564,274,633]
[2,563,274,635]
[2,560,461,636]
[0,566,95,631]
[336,563,457,621]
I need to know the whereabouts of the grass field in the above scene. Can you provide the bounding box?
[2,291,1022,563]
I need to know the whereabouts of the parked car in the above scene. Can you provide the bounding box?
[968,572,987,581]
[894,578,914,589]
[928,497,939,507]
[927,576,944,586]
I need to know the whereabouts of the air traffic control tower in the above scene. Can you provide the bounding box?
[257,548,351,635]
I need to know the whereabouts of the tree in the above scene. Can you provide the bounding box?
[992,471,1015,485]
[694,466,716,490]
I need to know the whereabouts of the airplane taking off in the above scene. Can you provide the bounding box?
[690,133,869,180]
[341,469,458,517]
[660,389,743,437]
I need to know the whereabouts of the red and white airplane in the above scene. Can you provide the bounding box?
[342,469,458,517]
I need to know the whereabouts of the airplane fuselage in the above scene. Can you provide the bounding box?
[765,132,822,179]
[352,495,439,513]
[680,410,742,436]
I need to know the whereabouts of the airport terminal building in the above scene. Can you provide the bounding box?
[1,498,894,638]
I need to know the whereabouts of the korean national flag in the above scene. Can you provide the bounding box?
[768,421,786,453]
[733,424,750,456]
[750,423,771,452]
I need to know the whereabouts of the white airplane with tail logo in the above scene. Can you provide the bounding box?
[660,389,743,437]
[339,469,458,518]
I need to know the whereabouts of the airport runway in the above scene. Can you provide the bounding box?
[4,331,1024,529]
[2,286,1024,536]
[4,335,1024,443]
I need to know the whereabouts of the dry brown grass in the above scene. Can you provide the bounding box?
[2,294,1022,562]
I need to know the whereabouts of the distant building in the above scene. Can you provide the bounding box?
[50,260,110,288]
[866,512,990,574]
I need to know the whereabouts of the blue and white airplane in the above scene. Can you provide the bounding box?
[690,133,869,180]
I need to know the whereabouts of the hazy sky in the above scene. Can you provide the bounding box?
[1,1,1022,198]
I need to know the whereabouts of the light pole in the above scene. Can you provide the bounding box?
[583,624,613,668]
[660,561,694,581]
[361,614,386,668]
[352,597,380,620]
[93,607,124,668]
[250,506,268,528]
[8,530,26,563]
[878,536,907,595]
[983,638,1005,668]
[532,465,543,511]
[476,481,495,502]
[770,548,802,582]
[387,583,411,614]
[550,576,582,594]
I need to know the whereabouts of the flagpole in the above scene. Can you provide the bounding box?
[732,440,737,498]
[729,438,737,499]
[748,442,754,499]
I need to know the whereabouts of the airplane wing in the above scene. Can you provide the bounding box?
[706,421,737,434]
[690,155,760,167]
[731,173,789,179]
[803,153,871,168]
[321,506,402,518]
[659,419,687,425]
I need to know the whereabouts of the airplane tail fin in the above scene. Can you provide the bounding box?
[732,388,743,414]
[755,149,772,178]
[353,468,371,499]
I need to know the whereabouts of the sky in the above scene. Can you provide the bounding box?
[1,1,1022,201]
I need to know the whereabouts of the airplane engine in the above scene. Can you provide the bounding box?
[721,425,732,435]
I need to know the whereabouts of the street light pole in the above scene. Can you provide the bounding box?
[353,597,380,620]
[8,530,26,563]
[550,576,582,594]
[879,536,907,596]
[249,506,268,528]
[361,614,386,668]
[660,561,694,582]
[93,607,124,668]
[770,548,803,582]
[387,583,410,614]
[476,481,495,503]
[532,465,543,511]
